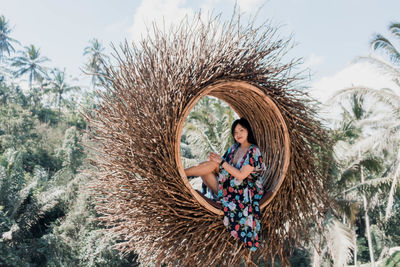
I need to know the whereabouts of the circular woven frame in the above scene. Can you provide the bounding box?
[85,14,332,267]
[177,81,290,214]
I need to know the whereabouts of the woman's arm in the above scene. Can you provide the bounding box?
[209,152,254,181]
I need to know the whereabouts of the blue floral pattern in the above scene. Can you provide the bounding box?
[218,143,265,251]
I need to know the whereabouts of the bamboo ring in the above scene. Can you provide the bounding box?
[176,81,290,215]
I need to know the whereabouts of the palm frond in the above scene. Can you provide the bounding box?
[10,177,38,219]
[330,86,400,113]
[332,199,360,226]
[384,150,400,220]
[352,56,400,80]
[341,176,392,195]
[325,216,356,267]
[180,157,199,169]
[10,45,49,86]
[371,34,400,64]
[183,122,217,160]
[389,23,400,38]
[0,15,20,60]
[346,133,396,161]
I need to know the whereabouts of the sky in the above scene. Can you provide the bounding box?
[1,0,399,102]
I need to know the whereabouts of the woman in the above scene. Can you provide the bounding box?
[185,118,266,251]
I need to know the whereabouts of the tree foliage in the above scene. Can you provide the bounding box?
[0,15,135,266]
[0,15,19,61]
[11,44,49,89]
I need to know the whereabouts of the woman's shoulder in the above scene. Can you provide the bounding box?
[229,143,239,151]
[224,143,238,155]
[250,144,262,154]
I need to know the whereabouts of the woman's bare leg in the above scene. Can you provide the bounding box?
[185,161,219,194]
[185,161,219,176]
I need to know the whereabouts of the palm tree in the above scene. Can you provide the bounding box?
[333,87,400,219]
[83,38,108,89]
[48,68,79,122]
[365,23,400,223]
[325,215,356,267]
[11,44,49,89]
[337,22,400,224]
[181,96,237,167]
[328,93,390,266]
[0,80,11,104]
[27,75,50,109]
[350,23,400,89]
[180,96,237,193]
[371,23,400,66]
[0,15,19,61]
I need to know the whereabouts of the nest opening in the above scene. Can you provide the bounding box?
[176,80,290,215]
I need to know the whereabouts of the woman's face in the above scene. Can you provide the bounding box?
[233,123,248,144]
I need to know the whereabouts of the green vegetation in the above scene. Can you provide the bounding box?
[0,15,136,266]
[181,95,237,168]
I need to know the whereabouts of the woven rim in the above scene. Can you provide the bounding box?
[176,80,290,214]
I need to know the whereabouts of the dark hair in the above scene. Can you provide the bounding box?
[231,118,257,145]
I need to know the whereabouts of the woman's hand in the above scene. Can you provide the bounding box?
[209,151,254,180]
[208,152,222,164]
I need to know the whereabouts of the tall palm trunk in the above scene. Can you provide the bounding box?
[360,154,375,266]
[385,172,398,220]
[58,93,61,123]
[312,246,321,267]
[385,154,400,221]
[353,233,358,266]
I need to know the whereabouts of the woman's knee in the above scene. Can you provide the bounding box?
[199,160,219,168]
[212,162,220,174]
[208,160,219,171]
[201,161,219,175]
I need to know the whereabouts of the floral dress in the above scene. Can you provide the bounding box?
[217,143,266,251]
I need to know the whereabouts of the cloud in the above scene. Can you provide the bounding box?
[309,62,399,104]
[235,0,264,13]
[308,61,400,126]
[128,0,266,43]
[129,0,194,42]
[105,17,132,35]
[303,53,324,69]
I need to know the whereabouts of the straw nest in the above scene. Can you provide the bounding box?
[84,12,332,267]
